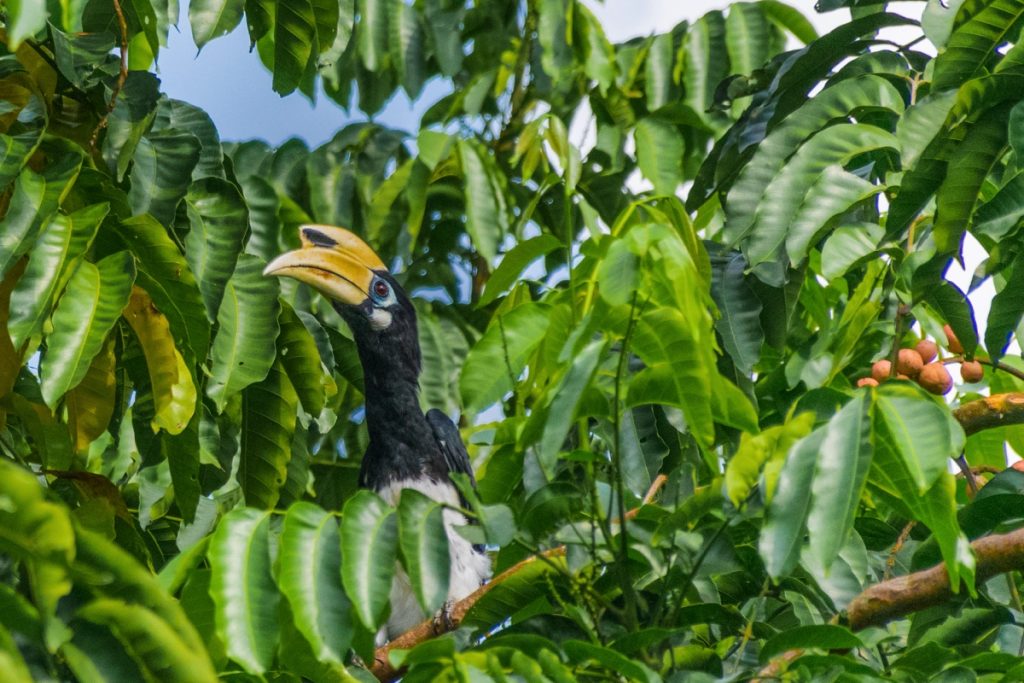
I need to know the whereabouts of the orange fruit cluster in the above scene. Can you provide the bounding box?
[856,325,983,395]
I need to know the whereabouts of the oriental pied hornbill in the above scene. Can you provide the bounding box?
[264,225,491,642]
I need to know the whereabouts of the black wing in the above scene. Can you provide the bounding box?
[425,408,477,488]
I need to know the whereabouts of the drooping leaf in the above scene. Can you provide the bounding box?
[8,203,108,349]
[190,0,246,48]
[985,254,1024,363]
[709,248,763,375]
[207,255,280,410]
[128,131,202,227]
[397,489,450,616]
[40,252,136,408]
[239,361,297,509]
[183,177,250,320]
[634,118,684,196]
[208,508,279,674]
[273,0,316,95]
[341,490,398,631]
[65,333,117,451]
[122,287,197,435]
[459,138,509,263]
[278,502,353,664]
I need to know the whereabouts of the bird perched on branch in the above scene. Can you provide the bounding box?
[264,225,491,642]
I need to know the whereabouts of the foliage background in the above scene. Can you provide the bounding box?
[1,0,1024,681]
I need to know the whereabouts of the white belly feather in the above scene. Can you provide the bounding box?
[377,478,492,643]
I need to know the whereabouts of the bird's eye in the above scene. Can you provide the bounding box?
[373,280,390,299]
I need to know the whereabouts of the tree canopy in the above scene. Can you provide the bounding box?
[1,0,1024,681]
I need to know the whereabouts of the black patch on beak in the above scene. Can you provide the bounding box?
[303,228,338,248]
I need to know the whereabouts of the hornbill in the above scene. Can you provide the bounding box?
[264,225,492,642]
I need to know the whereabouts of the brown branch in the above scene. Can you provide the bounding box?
[758,527,1024,678]
[89,0,129,151]
[368,474,668,681]
[953,393,1024,436]
[846,526,1024,630]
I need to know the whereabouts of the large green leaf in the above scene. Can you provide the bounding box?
[156,99,226,180]
[459,139,509,263]
[973,171,1024,242]
[40,252,136,408]
[683,10,728,122]
[8,203,108,348]
[723,75,904,244]
[805,393,873,571]
[240,361,298,509]
[190,0,246,48]
[478,235,562,307]
[389,0,427,96]
[357,0,389,72]
[277,302,327,416]
[0,156,83,282]
[273,0,316,95]
[397,490,450,616]
[985,253,1024,362]
[128,131,202,227]
[209,508,279,674]
[75,598,217,683]
[709,248,763,376]
[340,490,398,631]
[726,2,772,77]
[183,177,250,320]
[932,0,1024,91]
[278,502,353,664]
[460,302,551,414]
[634,118,684,196]
[116,215,210,361]
[743,123,898,285]
[207,255,280,410]
[0,131,43,190]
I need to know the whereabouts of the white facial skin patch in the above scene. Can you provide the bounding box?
[368,307,393,331]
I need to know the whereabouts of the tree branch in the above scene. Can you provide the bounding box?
[846,527,1024,630]
[368,474,668,681]
[89,0,130,151]
[953,393,1024,436]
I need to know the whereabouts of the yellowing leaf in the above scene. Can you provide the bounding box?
[65,333,116,451]
[123,287,197,435]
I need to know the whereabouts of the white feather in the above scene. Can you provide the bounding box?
[376,478,492,643]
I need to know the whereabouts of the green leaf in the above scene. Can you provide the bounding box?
[416,302,466,417]
[0,132,43,189]
[129,131,202,227]
[357,0,389,72]
[538,0,573,90]
[116,215,210,361]
[274,0,316,95]
[75,598,217,683]
[207,254,281,410]
[759,428,824,577]
[156,99,226,180]
[874,382,965,495]
[277,302,327,416]
[208,508,279,674]
[683,10,728,121]
[460,302,551,414]
[389,0,427,97]
[459,139,509,263]
[240,361,298,509]
[724,75,904,245]
[0,157,83,282]
[820,222,884,280]
[103,73,161,182]
[5,0,48,48]
[973,171,1024,242]
[922,281,979,356]
[932,0,1024,91]
[40,252,136,408]
[278,502,352,664]
[985,253,1024,362]
[645,33,676,111]
[341,490,398,631]
[184,177,250,320]
[725,412,815,507]
[743,123,898,285]
[709,248,763,375]
[564,640,660,683]
[806,393,873,572]
[8,203,108,348]
[634,118,684,196]
[480,235,563,307]
[397,490,450,615]
[190,0,246,48]
[762,0,818,43]
[760,624,864,662]
[726,2,771,77]
[934,106,1009,253]
[535,339,605,477]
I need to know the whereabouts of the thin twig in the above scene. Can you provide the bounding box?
[89,0,130,151]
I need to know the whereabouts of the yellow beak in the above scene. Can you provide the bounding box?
[263,225,387,306]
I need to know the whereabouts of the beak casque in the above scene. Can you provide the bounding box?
[263,225,387,306]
